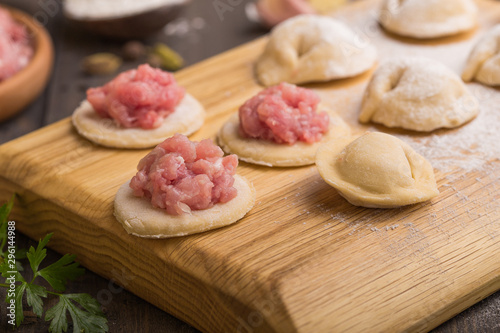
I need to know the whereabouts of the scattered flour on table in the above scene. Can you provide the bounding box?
[396,84,500,175]
[319,82,500,177]
[164,17,206,37]
[274,10,500,248]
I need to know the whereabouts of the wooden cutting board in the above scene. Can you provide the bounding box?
[1,1,499,332]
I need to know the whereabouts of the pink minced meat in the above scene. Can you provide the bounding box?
[130,134,238,215]
[238,82,330,144]
[86,64,185,129]
[0,8,33,81]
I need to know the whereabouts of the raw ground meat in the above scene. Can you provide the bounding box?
[0,8,33,81]
[87,64,185,129]
[238,82,330,144]
[130,134,238,215]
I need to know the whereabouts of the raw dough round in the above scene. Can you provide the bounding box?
[114,175,256,238]
[462,24,500,86]
[359,57,479,132]
[256,14,377,86]
[72,93,205,148]
[316,132,439,208]
[218,111,351,167]
[379,0,478,39]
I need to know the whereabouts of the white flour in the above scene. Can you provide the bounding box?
[64,0,186,19]
[398,82,500,175]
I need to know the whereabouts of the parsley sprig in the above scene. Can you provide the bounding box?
[0,195,108,332]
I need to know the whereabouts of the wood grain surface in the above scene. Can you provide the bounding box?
[0,0,499,332]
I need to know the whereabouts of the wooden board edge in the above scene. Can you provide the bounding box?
[0,175,299,332]
[417,277,500,333]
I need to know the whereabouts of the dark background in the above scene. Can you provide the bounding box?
[0,0,499,332]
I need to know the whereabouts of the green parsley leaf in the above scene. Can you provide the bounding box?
[27,233,52,275]
[0,259,25,281]
[45,293,68,333]
[6,282,27,327]
[15,247,27,272]
[0,197,108,332]
[0,194,15,225]
[0,194,15,252]
[16,247,27,260]
[25,283,47,317]
[0,259,9,277]
[46,293,108,333]
[38,254,85,292]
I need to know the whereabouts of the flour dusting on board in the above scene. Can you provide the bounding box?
[318,18,500,175]
[312,8,500,248]
[258,4,499,252]
[398,83,500,175]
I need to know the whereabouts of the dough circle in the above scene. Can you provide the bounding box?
[218,111,351,167]
[462,25,500,86]
[256,14,377,86]
[114,175,256,238]
[72,93,205,148]
[359,57,479,132]
[316,132,439,208]
[379,0,478,39]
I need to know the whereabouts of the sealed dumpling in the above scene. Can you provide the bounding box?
[316,132,439,208]
[256,15,377,86]
[359,57,479,132]
[379,0,478,39]
[462,25,500,86]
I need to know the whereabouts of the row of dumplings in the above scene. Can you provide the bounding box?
[74,1,498,234]
[252,2,497,209]
[258,9,500,132]
[258,0,483,86]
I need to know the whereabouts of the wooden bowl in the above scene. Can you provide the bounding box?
[0,6,54,122]
[64,0,191,39]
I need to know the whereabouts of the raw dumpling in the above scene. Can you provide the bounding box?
[316,132,439,208]
[359,57,479,132]
[462,25,500,86]
[379,0,478,39]
[255,14,377,86]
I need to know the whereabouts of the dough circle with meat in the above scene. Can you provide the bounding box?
[114,175,255,238]
[218,111,351,167]
[72,93,205,148]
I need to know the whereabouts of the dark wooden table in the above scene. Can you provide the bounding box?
[0,0,499,332]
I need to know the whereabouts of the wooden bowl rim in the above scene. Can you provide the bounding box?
[62,0,192,22]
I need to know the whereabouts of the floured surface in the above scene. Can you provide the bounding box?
[315,1,500,244]
[319,5,500,177]
[0,1,498,333]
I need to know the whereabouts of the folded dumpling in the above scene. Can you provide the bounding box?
[359,57,479,132]
[379,0,478,39]
[316,132,439,208]
[256,14,377,86]
[462,25,500,86]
